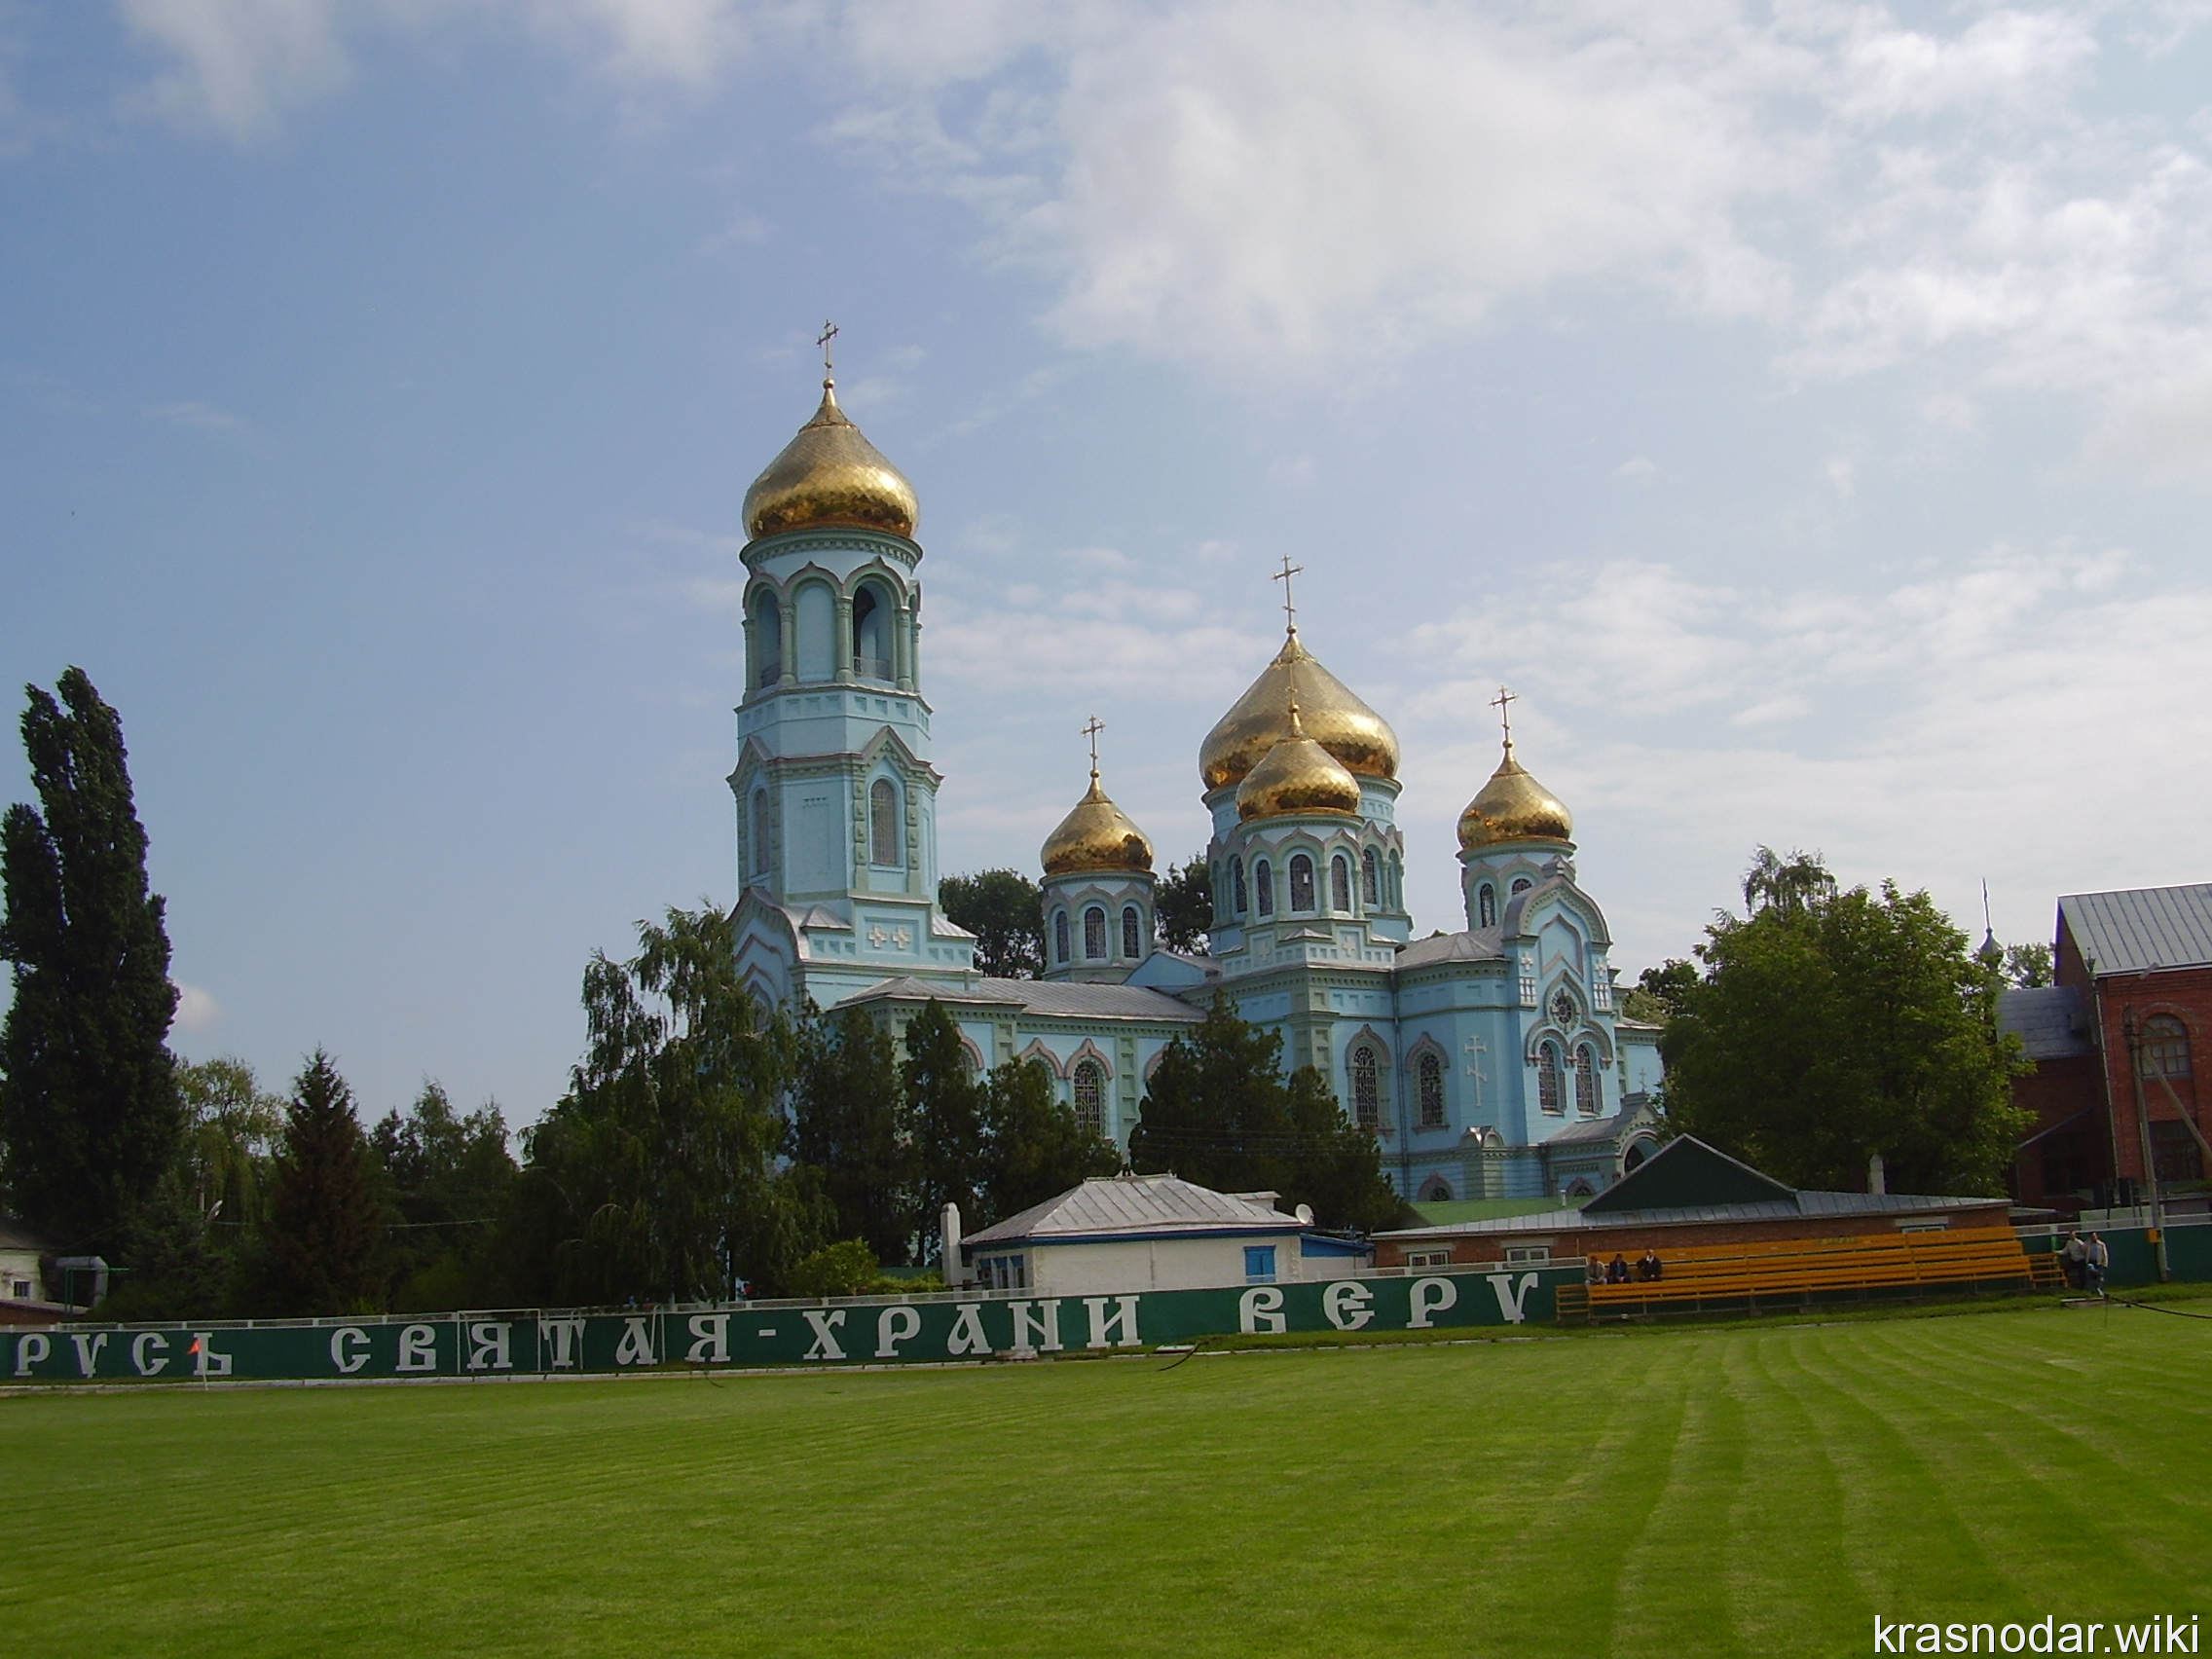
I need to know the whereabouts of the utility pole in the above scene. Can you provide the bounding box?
[2122,1007,2171,1282]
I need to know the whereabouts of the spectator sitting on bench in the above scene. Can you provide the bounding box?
[1638,1247,1663,1281]
[1587,1254,1606,1285]
[1607,1253,1632,1284]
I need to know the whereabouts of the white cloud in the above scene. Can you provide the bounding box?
[120,0,353,138]
[172,979,224,1031]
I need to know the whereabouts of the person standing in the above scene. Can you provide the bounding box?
[2061,1230,2087,1290]
[2085,1233,2109,1297]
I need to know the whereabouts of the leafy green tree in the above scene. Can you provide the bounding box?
[259,1051,387,1315]
[938,869,1045,978]
[372,1082,516,1309]
[504,906,818,1305]
[902,1001,983,1260]
[790,1004,912,1267]
[0,668,183,1257]
[1155,854,1214,953]
[2003,941,2054,989]
[1129,996,1401,1232]
[786,1239,881,1299]
[976,1055,1121,1226]
[1622,959,1699,1024]
[177,1056,284,1235]
[1661,857,2030,1196]
[1742,845,1837,916]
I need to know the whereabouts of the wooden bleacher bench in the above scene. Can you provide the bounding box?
[1574,1227,2040,1318]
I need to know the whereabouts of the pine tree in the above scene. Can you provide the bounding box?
[790,1005,912,1265]
[260,1051,386,1315]
[977,1055,1121,1226]
[0,668,182,1256]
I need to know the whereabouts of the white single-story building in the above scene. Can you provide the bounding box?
[945,1174,1372,1296]
[1,1217,51,1313]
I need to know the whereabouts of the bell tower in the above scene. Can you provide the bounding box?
[728,348,977,1007]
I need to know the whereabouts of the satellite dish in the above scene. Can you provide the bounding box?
[1295,1203,1314,1225]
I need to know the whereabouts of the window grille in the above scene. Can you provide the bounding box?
[1478,884,1496,928]
[1361,847,1380,905]
[1418,1052,1446,1128]
[1073,1061,1106,1136]
[1232,859,1247,916]
[2144,1014,2194,1078]
[1052,910,1069,964]
[1331,854,1351,912]
[869,779,899,866]
[1288,854,1315,912]
[1350,1045,1380,1130]
[1256,861,1273,916]
[1083,905,1106,960]
[1537,1044,1563,1114]
[1574,1045,1599,1115]
[1122,905,1142,959]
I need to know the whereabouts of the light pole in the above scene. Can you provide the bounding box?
[2122,1007,2171,1283]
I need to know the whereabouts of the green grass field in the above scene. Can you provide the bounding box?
[3,1300,2207,1658]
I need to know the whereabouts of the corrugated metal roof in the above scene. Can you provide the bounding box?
[1377,1188,2007,1239]
[1396,929,1505,970]
[1998,985,2091,1060]
[2060,883,2212,977]
[835,976,1204,1023]
[964,1174,1301,1245]
[1544,1109,1635,1146]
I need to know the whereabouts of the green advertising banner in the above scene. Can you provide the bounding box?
[2,1269,1572,1385]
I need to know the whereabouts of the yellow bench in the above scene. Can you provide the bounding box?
[1575,1228,2040,1317]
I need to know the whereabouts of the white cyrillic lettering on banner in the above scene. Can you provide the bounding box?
[945,1304,989,1355]
[14,1332,51,1376]
[396,1324,438,1372]
[1008,1301,1063,1352]
[1239,1287,1286,1334]
[875,1305,922,1358]
[70,1332,110,1377]
[1323,1280,1374,1331]
[193,1332,234,1377]
[329,1328,370,1375]
[540,1317,584,1368]
[614,1317,657,1367]
[685,1314,730,1365]
[131,1332,171,1377]
[1487,1272,1537,1325]
[466,1322,513,1372]
[1085,1296,1142,1348]
[1408,1277,1458,1329]
[801,1309,848,1361]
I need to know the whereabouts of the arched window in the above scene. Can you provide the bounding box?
[1231,858,1248,916]
[1419,1177,1454,1203]
[750,789,772,879]
[1418,1052,1446,1128]
[1623,1139,1654,1172]
[1255,860,1274,916]
[1072,1060,1106,1136]
[1511,876,1532,898]
[1537,1043,1563,1114]
[751,590,782,687]
[1330,854,1351,912]
[869,778,900,866]
[2144,1014,2194,1077]
[1574,1045,1599,1115]
[1288,854,1315,912]
[1052,909,1070,964]
[1361,847,1380,906]
[1122,904,1142,960]
[851,584,891,682]
[1478,883,1496,928]
[1349,1045,1380,1130]
[1083,905,1107,960]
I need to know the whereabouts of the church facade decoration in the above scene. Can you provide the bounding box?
[728,375,1664,1203]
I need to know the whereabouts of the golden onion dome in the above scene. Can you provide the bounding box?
[743,379,919,541]
[1200,630,1398,793]
[1041,772,1154,877]
[1236,701,1362,822]
[1457,742,1573,849]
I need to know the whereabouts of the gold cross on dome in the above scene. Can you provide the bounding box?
[1082,715,1105,776]
[817,319,839,377]
[1272,555,1304,632]
[1491,684,1518,747]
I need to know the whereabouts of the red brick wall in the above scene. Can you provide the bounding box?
[2056,930,2211,1185]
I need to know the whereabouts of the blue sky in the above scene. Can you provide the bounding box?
[5,1,2210,1125]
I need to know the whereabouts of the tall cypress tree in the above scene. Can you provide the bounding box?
[903,1000,985,1256]
[0,668,182,1255]
[260,1051,386,1315]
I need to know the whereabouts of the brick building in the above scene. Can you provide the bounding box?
[2001,883,2211,1215]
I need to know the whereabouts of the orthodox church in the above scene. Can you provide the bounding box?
[727,371,1664,1204]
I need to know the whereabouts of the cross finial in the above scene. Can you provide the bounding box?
[1272,554,1304,635]
[1491,684,1519,750]
[817,318,839,380]
[1082,715,1105,779]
